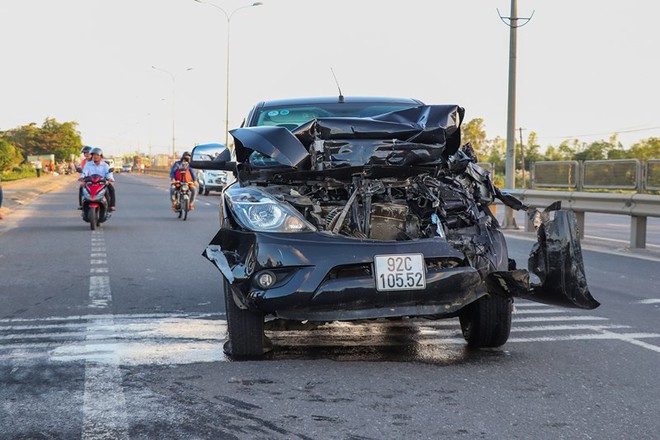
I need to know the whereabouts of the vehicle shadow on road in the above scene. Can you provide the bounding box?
[264,320,514,366]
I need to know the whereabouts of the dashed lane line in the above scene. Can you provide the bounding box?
[82,230,129,440]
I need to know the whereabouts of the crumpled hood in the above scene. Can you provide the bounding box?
[230,105,464,170]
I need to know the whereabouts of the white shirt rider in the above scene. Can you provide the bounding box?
[81,160,114,181]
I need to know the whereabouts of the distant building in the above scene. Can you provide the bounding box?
[153,154,170,167]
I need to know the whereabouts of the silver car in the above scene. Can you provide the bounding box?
[200,169,227,195]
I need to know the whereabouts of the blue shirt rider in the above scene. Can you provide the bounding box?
[169,151,197,210]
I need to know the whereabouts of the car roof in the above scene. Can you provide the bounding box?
[253,96,425,108]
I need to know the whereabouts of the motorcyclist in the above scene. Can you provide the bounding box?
[81,147,116,211]
[169,151,198,210]
[77,146,93,208]
[78,146,93,172]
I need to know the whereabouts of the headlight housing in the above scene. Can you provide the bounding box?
[225,187,316,233]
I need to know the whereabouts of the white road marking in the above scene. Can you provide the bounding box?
[0,315,226,363]
[599,331,660,353]
[89,276,111,309]
[513,302,552,307]
[637,299,660,304]
[0,331,83,340]
[513,316,609,322]
[510,324,631,332]
[81,231,129,440]
[509,333,660,344]
[0,312,224,324]
[513,308,567,314]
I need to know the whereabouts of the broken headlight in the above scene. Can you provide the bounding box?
[225,187,316,233]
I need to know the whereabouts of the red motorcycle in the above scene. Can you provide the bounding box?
[81,174,111,230]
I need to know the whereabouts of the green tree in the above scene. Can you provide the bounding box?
[523,131,543,167]
[485,136,506,175]
[5,118,83,161]
[39,118,83,161]
[0,137,24,172]
[574,135,623,161]
[557,139,581,160]
[5,122,41,156]
[627,137,660,160]
[461,118,488,158]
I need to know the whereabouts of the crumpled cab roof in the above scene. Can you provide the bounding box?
[230,104,465,170]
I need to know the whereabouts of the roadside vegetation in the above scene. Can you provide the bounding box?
[462,118,659,173]
[0,118,83,178]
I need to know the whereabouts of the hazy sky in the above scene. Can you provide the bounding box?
[1,0,658,157]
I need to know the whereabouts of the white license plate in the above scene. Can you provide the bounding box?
[374,254,426,292]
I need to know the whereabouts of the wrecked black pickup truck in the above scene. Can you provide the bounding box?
[191,98,599,358]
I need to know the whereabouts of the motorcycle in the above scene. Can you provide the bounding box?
[81,174,111,230]
[172,180,193,221]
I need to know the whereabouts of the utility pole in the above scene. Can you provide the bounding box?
[499,1,534,228]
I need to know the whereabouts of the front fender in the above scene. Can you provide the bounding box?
[486,205,599,309]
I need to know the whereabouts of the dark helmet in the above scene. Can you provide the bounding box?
[181,151,191,162]
[81,146,92,154]
[90,147,103,156]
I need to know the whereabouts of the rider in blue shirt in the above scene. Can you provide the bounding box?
[169,151,197,210]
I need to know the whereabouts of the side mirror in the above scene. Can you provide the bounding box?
[190,143,235,171]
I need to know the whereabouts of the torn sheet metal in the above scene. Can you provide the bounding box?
[486,205,599,310]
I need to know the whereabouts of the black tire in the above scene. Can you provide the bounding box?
[459,294,512,348]
[89,206,98,231]
[182,198,189,221]
[204,189,210,196]
[223,278,266,358]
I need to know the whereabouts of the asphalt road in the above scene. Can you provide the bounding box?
[1,174,659,439]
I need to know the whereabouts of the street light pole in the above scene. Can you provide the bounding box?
[151,66,193,161]
[193,0,263,148]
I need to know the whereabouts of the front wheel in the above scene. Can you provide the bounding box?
[89,206,98,231]
[459,294,512,348]
[223,279,266,358]
[181,198,189,221]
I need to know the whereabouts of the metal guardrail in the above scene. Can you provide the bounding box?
[582,159,641,191]
[531,159,658,192]
[503,189,660,248]
[145,167,169,175]
[647,159,660,191]
[531,161,579,189]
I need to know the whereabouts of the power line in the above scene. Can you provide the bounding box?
[541,125,660,140]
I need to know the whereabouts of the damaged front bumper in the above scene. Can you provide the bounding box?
[204,204,599,322]
[204,231,489,321]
